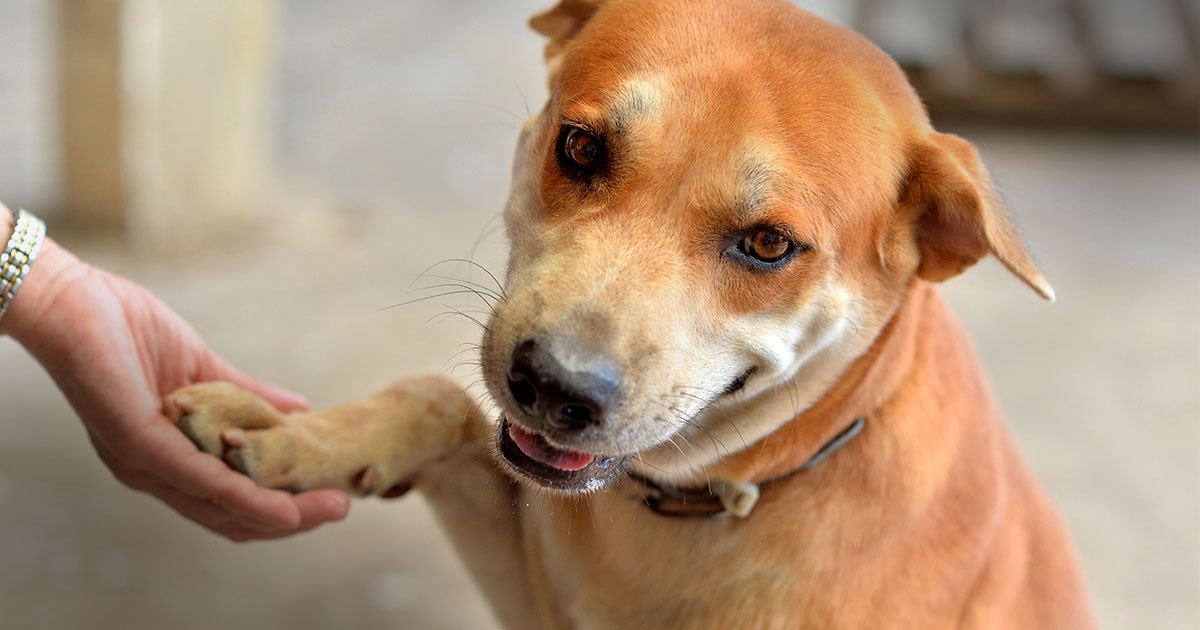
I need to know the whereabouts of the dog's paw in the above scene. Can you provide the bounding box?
[164,382,283,454]
[164,382,414,497]
[164,382,299,488]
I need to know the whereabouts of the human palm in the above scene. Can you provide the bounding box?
[19,260,348,540]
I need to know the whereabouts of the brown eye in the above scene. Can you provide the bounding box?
[563,127,603,170]
[742,229,793,262]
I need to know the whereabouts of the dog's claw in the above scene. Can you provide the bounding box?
[381,480,414,499]
[172,395,195,414]
[352,467,377,494]
[221,428,247,448]
[225,446,250,476]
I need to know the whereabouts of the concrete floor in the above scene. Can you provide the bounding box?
[1,1,1198,628]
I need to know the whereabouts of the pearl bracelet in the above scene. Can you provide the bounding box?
[0,209,47,324]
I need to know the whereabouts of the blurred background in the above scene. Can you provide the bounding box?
[0,0,1196,628]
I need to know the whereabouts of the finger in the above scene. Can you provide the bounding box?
[201,351,310,413]
[156,484,348,540]
[91,438,283,538]
[293,490,352,526]
[91,430,292,531]
[128,420,304,529]
[96,428,348,540]
[148,480,300,541]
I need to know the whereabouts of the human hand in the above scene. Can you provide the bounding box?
[3,233,350,541]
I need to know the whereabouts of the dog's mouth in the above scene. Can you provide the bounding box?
[496,417,627,492]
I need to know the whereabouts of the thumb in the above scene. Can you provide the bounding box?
[201,352,310,413]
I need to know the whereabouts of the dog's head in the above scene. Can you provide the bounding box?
[483,0,1052,492]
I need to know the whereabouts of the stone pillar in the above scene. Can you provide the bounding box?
[58,0,125,228]
[57,0,279,252]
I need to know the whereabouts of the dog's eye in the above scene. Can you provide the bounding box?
[741,229,793,262]
[563,127,604,171]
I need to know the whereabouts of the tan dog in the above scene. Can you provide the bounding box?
[164,0,1094,627]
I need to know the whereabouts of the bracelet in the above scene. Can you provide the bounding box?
[0,209,47,324]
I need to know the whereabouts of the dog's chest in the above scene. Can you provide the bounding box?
[516,487,818,630]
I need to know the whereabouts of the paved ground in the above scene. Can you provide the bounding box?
[1,1,1198,628]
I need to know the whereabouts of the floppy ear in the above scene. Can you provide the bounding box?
[903,131,1055,301]
[530,0,606,66]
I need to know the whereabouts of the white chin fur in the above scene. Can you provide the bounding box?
[634,284,864,481]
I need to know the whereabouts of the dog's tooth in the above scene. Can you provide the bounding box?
[712,480,760,518]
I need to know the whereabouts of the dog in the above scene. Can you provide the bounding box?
[164,0,1095,627]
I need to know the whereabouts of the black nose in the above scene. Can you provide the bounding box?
[506,338,621,432]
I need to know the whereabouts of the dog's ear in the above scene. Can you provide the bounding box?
[530,0,606,67]
[903,132,1055,301]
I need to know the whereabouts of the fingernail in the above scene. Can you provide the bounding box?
[333,492,351,517]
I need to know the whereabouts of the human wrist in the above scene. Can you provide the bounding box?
[0,207,89,347]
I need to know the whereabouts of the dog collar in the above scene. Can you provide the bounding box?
[627,416,865,519]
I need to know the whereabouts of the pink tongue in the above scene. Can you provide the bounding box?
[508,422,596,471]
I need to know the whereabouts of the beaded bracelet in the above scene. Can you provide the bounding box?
[0,209,47,324]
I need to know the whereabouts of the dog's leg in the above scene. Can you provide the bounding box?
[164,377,478,496]
[163,379,551,630]
[418,429,555,630]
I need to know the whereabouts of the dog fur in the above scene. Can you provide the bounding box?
[164,1,1094,627]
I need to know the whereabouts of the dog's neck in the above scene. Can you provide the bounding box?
[703,281,930,484]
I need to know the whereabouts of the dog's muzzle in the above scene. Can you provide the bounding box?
[496,337,628,491]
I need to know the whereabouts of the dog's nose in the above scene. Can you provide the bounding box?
[506,338,621,431]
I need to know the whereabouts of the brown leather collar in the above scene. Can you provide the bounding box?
[627,416,866,519]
